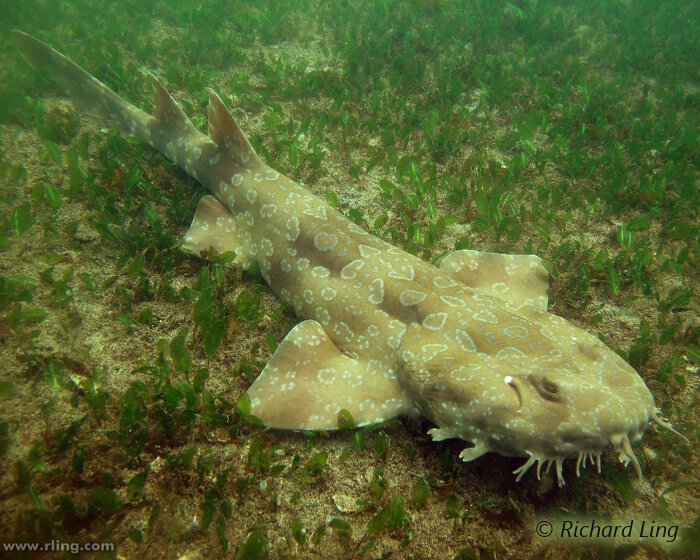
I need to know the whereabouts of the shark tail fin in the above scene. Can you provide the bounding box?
[13,30,211,157]
[12,30,140,128]
[14,30,257,171]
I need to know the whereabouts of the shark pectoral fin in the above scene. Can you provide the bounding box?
[439,249,550,312]
[248,320,412,430]
[182,195,244,262]
[207,89,260,168]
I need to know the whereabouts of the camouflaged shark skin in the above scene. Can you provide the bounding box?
[14,30,682,486]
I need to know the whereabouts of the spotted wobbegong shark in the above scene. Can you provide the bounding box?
[14,30,683,487]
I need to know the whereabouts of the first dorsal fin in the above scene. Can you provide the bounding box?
[207,89,259,167]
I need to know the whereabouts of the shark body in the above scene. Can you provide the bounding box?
[14,31,678,486]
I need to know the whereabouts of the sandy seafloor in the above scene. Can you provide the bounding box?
[0,1,698,558]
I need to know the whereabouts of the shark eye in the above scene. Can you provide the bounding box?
[542,379,558,394]
[529,375,564,402]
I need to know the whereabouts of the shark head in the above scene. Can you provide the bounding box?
[399,303,672,486]
[493,336,659,485]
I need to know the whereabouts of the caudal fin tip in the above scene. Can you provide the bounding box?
[12,29,32,53]
[12,30,62,72]
[12,30,50,68]
[12,30,45,52]
[11,29,28,42]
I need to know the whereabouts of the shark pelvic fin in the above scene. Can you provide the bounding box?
[207,89,260,168]
[440,249,550,312]
[248,320,413,430]
[182,195,248,264]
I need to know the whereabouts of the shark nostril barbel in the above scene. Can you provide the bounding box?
[650,409,689,443]
[610,433,644,481]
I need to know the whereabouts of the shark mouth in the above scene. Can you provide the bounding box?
[512,409,685,487]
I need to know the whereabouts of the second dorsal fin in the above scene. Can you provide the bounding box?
[207,89,259,167]
[148,73,195,132]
